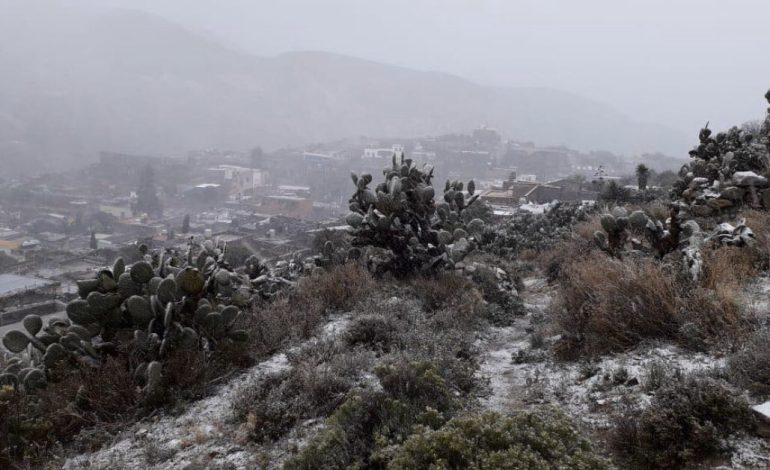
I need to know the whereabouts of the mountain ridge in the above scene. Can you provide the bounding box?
[0,4,689,176]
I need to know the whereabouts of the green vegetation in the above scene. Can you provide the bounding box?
[388,410,611,470]
[612,375,753,469]
[347,153,485,274]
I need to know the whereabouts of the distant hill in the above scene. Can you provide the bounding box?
[0,2,689,176]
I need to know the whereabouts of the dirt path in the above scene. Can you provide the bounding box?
[478,276,552,412]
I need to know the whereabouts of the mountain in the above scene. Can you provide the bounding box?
[0,2,690,176]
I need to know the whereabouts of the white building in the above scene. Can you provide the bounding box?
[207,165,266,197]
[362,144,404,159]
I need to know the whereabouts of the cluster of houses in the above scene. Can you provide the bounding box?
[0,126,680,346]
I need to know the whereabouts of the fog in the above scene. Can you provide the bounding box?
[1,0,769,175]
[91,0,770,133]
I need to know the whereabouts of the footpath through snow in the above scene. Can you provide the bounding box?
[477,274,770,469]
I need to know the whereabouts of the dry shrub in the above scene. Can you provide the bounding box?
[573,213,603,241]
[611,374,753,469]
[246,263,376,356]
[744,209,770,263]
[701,245,760,291]
[727,328,770,398]
[555,257,679,357]
[463,251,524,291]
[71,358,140,421]
[537,239,595,282]
[248,298,323,356]
[626,200,670,223]
[344,314,398,351]
[295,263,375,313]
[682,286,745,348]
[412,271,478,313]
[553,254,746,358]
[233,339,367,443]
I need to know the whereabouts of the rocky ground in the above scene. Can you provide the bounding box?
[477,274,770,469]
[64,316,352,470]
[61,272,770,469]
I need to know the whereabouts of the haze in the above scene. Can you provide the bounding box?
[92,0,770,132]
[2,0,770,176]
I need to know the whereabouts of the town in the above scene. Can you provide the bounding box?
[0,125,682,337]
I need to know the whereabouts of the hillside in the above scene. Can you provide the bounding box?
[0,3,689,176]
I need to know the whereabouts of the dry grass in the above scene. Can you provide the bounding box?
[554,257,678,357]
[553,254,747,358]
[701,246,758,291]
[625,200,671,223]
[573,213,603,242]
[411,271,480,313]
[536,239,596,282]
[742,209,770,269]
[727,328,770,398]
[295,263,376,313]
[247,263,376,356]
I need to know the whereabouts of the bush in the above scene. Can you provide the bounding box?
[344,314,398,351]
[386,409,611,469]
[296,263,375,313]
[612,375,753,468]
[285,361,460,469]
[247,263,376,356]
[412,271,478,313]
[727,329,770,398]
[482,202,594,256]
[233,340,365,443]
[375,361,455,413]
[554,257,679,357]
[553,255,745,358]
[467,264,525,323]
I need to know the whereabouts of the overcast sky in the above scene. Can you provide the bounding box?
[87,0,769,134]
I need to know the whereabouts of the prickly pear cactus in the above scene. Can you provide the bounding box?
[347,154,483,274]
[1,239,255,403]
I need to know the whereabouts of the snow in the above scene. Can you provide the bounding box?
[64,314,351,470]
[476,274,769,468]
[751,401,770,420]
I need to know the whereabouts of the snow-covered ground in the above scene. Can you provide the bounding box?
[63,275,770,469]
[477,275,770,469]
[64,315,351,470]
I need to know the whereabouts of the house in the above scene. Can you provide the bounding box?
[480,172,564,206]
[0,239,21,256]
[207,165,266,198]
[362,145,404,159]
[256,195,314,219]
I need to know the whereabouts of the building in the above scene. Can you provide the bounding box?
[255,195,314,219]
[481,172,564,206]
[207,165,266,198]
[472,125,502,147]
[362,144,404,159]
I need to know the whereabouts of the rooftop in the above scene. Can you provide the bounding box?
[0,274,57,297]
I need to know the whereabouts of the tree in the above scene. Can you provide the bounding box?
[89,230,98,251]
[135,164,162,217]
[182,214,190,233]
[636,164,650,190]
[599,180,631,204]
